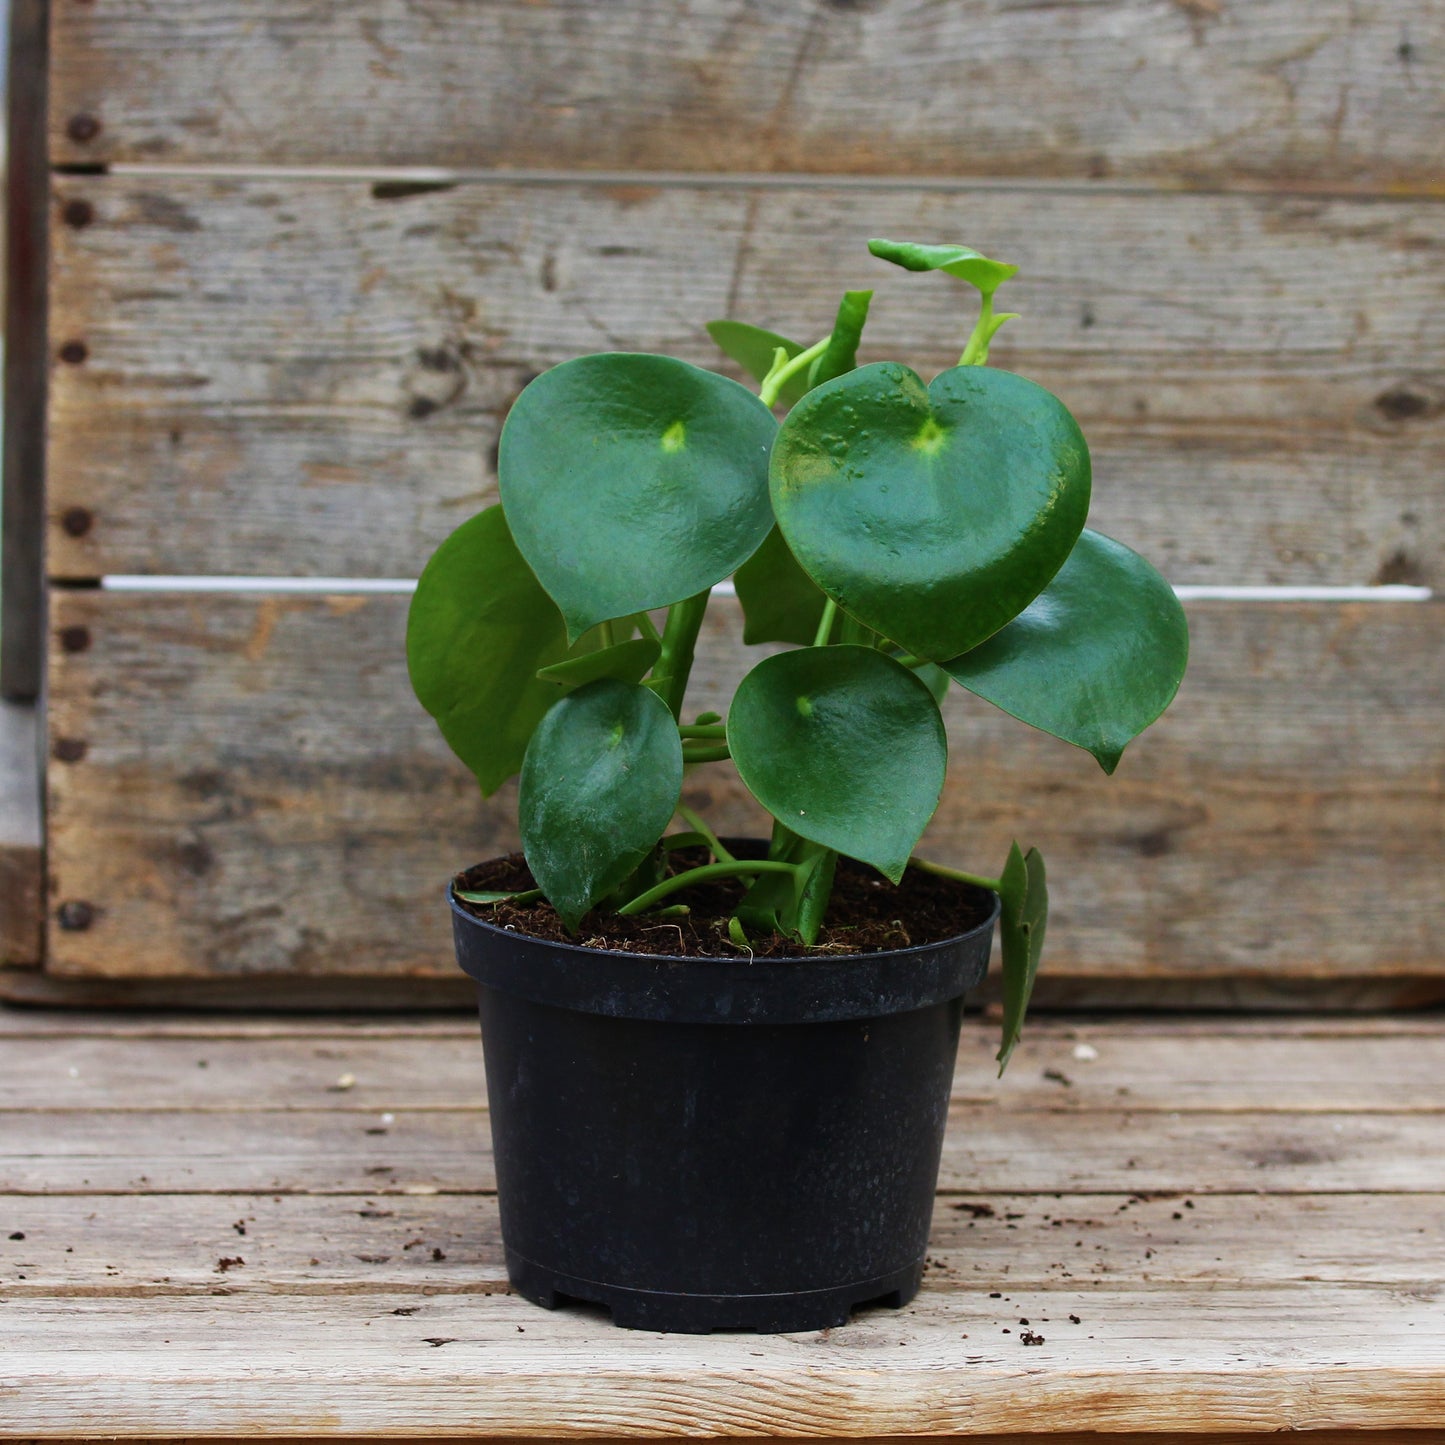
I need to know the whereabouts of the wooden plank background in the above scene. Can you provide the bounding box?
[21,0,1445,989]
[46,0,1445,189]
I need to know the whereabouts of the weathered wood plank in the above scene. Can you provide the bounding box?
[47,177,1444,585]
[46,0,1445,192]
[44,592,1445,981]
[0,700,43,968]
[3,1107,1442,1196]
[4,1026,1442,1114]
[4,1285,1442,1436]
[4,1191,1443,1298]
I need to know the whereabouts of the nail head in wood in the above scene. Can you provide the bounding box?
[58,625,91,654]
[56,900,95,931]
[58,340,89,365]
[52,737,88,763]
[61,198,95,229]
[66,113,102,143]
[60,506,94,537]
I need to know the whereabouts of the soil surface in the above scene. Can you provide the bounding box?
[453,844,996,958]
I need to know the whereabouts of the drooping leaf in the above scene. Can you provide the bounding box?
[771,363,1090,662]
[733,526,829,646]
[996,843,1048,1073]
[705,320,813,407]
[518,679,683,931]
[499,353,777,639]
[808,290,873,389]
[728,646,947,883]
[407,505,572,796]
[537,636,661,691]
[943,529,1189,773]
[868,238,1019,296]
[455,888,542,906]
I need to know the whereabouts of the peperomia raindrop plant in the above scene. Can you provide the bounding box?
[408,239,1189,1069]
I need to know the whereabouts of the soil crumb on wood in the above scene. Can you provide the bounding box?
[454,846,995,959]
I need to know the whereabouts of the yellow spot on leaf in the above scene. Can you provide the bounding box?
[661,420,687,454]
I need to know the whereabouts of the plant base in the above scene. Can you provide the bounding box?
[506,1246,924,1334]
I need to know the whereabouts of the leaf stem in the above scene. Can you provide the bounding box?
[634,611,662,646]
[681,744,731,764]
[759,337,830,408]
[677,723,727,740]
[653,589,711,720]
[909,856,1002,892]
[959,292,1021,367]
[617,860,799,915]
[812,597,839,647]
[675,804,737,863]
[893,651,926,669]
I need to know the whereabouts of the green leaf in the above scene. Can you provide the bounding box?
[771,363,1090,662]
[913,661,952,707]
[808,290,873,389]
[407,505,572,796]
[868,238,1019,296]
[499,353,778,640]
[733,526,829,646]
[456,888,542,906]
[996,843,1048,1073]
[518,679,684,931]
[729,646,947,884]
[705,321,813,407]
[537,636,661,691]
[943,530,1188,773]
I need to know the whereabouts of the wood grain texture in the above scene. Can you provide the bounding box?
[0,700,43,967]
[44,591,1445,982]
[45,0,1445,191]
[46,176,1444,586]
[3,1013,1443,1435]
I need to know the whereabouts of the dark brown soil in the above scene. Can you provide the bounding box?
[454,845,995,959]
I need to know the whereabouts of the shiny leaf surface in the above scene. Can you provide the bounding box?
[996,843,1048,1072]
[868,238,1019,295]
[704,320,812,407]
[772,363,1090,661]
[729,646,947,883]
[406,505,570,796]
[943,530,1188,773]
[733,526,828,646]
[537,636,660,691]
[519,679,683,931]
[499,353,777,639]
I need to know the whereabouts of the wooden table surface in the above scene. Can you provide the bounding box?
[2,1007,1443,1441]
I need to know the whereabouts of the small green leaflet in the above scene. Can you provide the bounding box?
[868,238,1019,296]
[705,320,813,407]
[537,636,660,691]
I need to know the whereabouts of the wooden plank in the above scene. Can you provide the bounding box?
[0,700,43,968]
[3,1107,1442,1196]
[1,0,49,701]
[44,591,1445,982]
[4,1285,1442,1436]
[4,1025,1443,1114]
[46,0,1445,191]
[4,1191,1444,1298]
[46,177,1444,586]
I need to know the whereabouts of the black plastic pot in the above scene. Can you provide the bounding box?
[450,848,998,1334]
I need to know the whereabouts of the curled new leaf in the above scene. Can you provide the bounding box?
[996,843,1048,1073]
[729,646,947,883]
[808,290,873,390]
[772,363,1090,661]
[406,505,572,796]
[943,530,1189,773]
[868,238,1019,296]
[499,353,777,639]
[518,679,683,931]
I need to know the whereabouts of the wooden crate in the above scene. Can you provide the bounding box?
[2,0,1442,1000]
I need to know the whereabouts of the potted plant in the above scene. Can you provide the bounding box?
[406,239,1189,1333]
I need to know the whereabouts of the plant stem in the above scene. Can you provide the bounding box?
[675,804,736,863]
[677,723,727,739]
[759,337,830,408]
[681,744,731,764]
[653,589,711,720]
[600,619,618,648]
[617,860,799,915]
[893,651,926,669]
[812,597,839,647]
[635,611,662,646]
[959,292,1021,368]
[910,856,1002,892]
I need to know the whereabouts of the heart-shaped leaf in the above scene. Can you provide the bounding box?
[519,678,683,931]
[499,353,777,639]
[705,320,813,407]
[996,843,1048,1073]
[868,238,1019,296]
[943,529,1189,774]
[772,363,1090,661]
[407,505,573,796]
[537,636,660,691]
[733,526,828,646]
[729,646,947,883]
[808,290,873,390]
